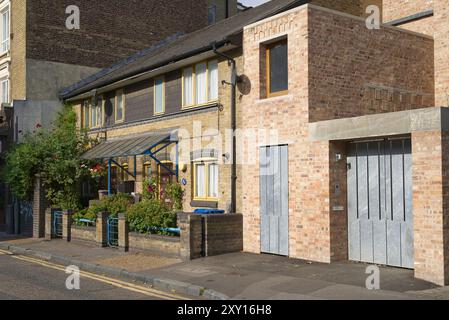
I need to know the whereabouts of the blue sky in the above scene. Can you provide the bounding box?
[241,0,271,7]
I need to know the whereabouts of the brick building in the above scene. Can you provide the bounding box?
[0,0,237,233]
[61,0,449,286]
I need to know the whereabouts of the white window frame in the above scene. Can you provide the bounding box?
[154,76,165,115]
[0,78,8,103]
[0,4,9,54]
[115,89,125,123]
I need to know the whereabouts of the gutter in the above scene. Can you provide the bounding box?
[213,43,238,214]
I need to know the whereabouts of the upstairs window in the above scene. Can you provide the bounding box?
[115,90,125,123]
[82,99,90,128]
[0,7,9,53]
[183,60,218,108]
[154,77,165,115]
[208,5,217,25]
[266,39,288,97]
[91,95,103,128]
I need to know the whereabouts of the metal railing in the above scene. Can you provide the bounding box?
[107,216,119,247]
[53,211,63,238]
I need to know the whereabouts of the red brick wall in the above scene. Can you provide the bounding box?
[308,6,435,123]
[329,141,348,261]
[383,0,433,23]
[26,0,210,68]
[241,3,436,264]
[412,130,449,286]
[434,0,449,107]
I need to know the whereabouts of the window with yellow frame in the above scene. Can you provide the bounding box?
[115,89,125,123]
[193,160,218,202]
[91,95,104,128]
[182,59,218,109]
[154,76,165,115]
[265,39,288,98]
[82,99,91,129]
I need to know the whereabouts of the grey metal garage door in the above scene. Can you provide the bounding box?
[347,138,414,269]
[260,145,289,256]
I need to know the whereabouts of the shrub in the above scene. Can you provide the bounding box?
[74,193,134,225]
[142,177,158,201]
[101,193,134,216]
[2,104,95,209]
[72,209,97,226]
[126,200,177,235]
[165,182,184,211]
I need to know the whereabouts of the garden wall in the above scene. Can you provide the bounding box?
[128,232,180,257]
[178,213,243,260]
[44,211,243,261]
[71,225,96,243]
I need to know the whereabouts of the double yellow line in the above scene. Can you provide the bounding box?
[0,249,189,300]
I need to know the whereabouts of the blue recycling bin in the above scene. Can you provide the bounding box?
[194,209,225,215]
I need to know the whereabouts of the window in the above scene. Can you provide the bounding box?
[183,60,219,108]
[1,7,9,53]
[91,96,103,128]
[143,161,152,178]
[115,90,125,123]
[266,39,288,97]
[82,99,90,128]
[154,77,165,115]
[1,78,8,103]
[193,161,218,201]
[196,62,207,105]
[183,67,194,106]
[120,163,129,182]
[208,60,218,101]
[208,5,217,25]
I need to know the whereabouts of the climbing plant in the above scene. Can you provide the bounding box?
[2,104,95,209]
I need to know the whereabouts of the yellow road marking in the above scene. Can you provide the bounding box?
[11,254,189,300]
[0,249,13,255]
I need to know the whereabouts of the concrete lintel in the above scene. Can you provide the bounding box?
[309,107,449,141]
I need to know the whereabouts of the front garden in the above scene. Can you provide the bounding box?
[2,104,184,237]
[73,179,183,236]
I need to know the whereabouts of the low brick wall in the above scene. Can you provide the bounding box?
[204,214,243,257]
[128,232,180,257]
[71,225,96,243]
[178,213,243,260]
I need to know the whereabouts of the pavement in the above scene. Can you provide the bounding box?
[0,235,447,300]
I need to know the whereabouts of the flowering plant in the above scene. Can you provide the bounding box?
[143,177,158,201]
[89,163,105,179]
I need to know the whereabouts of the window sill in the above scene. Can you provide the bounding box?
[182,100,219,110]
[256,93,293,104]
[191,200,218,209]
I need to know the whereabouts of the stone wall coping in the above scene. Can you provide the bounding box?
[309,107,449,141]
[129,232,180,243]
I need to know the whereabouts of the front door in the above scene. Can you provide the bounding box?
[260,145,289,256]
[347,138,414,269]
[158,162,173,206]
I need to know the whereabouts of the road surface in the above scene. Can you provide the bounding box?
[0,249,189,300]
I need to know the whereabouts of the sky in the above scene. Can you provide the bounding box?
[240,0,271,8]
